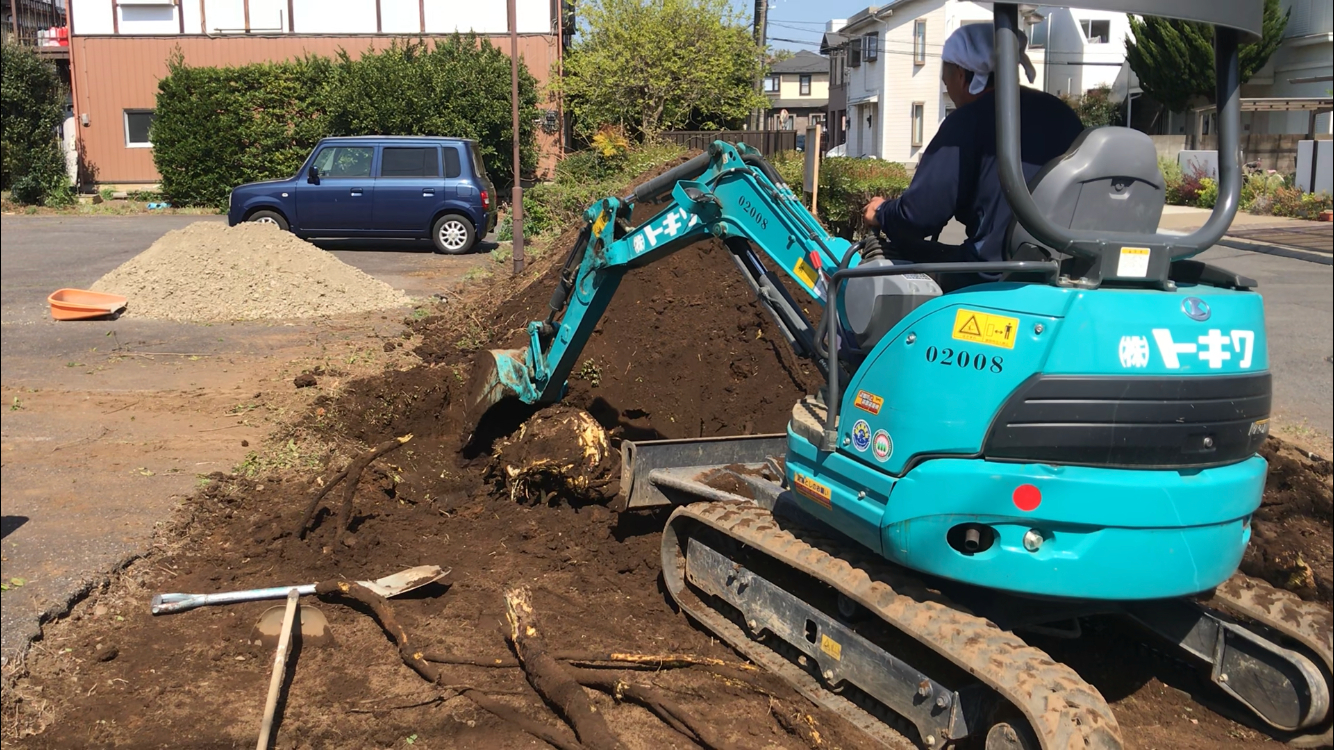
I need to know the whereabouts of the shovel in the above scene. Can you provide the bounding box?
[150,565,450,615]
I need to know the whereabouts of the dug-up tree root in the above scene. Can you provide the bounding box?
[313,580,741,750]
[294,434,412,541]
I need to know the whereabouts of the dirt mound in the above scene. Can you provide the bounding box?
[91,221,410,322]
[1244,439,1334,602]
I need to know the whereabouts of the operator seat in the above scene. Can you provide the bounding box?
[1006,127,1166,265]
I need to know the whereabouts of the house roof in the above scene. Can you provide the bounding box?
[771,50,829,75]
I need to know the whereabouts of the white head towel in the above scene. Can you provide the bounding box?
[942,23,1037,96]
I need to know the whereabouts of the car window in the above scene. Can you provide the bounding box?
[311,146,373,178]
[381,147,440,178]
[443,147,462,179]
[469,145,488,180]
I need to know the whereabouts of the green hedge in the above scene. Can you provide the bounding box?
[153,37,539,208]
[768,151,910,237]
[2,41,72,205]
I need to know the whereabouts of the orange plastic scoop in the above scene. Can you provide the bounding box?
[48,288,127,321]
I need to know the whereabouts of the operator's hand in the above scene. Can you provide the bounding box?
[862,197,886,229]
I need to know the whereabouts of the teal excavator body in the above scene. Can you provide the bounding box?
[470,138,1271,602]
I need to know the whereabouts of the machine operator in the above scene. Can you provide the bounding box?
[862,23,1084,290]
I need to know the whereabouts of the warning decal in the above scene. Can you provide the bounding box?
[792,257,819,289]
[820,634,843,660]
[952,309,1019,350]
[794,473,832,510]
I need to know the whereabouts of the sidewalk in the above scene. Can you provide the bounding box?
[1159,206,1332,263]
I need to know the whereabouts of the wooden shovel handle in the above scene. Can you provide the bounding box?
[256,588,299,750]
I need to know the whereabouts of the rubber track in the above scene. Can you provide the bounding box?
[666,501,1124,750]
[1208,573,1334,748]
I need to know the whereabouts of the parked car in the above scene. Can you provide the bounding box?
[227,136,497,254]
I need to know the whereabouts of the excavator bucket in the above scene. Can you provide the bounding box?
[464,347,532,426]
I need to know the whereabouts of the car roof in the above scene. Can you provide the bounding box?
[319,135,477,145]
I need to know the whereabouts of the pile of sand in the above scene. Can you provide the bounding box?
[91,221,411,322]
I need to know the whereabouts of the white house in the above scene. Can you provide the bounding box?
[834,0,1049,163]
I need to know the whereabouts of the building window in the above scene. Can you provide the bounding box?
[124,109,154,148]
[799,75,812,96]
[1080,19,1110,43]
[1026,17,1049,49]
[764,75,780,93]
[913,20,927,65]
[849,40,861,68]
[863,32,879,63]
[911,102,925,147]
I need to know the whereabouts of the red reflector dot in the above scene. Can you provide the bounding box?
[1013,484,1042,512]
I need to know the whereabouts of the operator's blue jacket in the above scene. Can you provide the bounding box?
[875,87,1084,280]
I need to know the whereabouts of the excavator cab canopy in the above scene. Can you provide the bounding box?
[988,1,1261,288]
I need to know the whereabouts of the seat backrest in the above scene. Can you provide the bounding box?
[1007,127,1165,259]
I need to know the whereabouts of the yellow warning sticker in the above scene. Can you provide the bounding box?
[1116,246,1151,278]
[794,473,832,510]
[952,309,1019,350]
[792,257,819,289]
[591,211,609,237]
[820,634,842,661]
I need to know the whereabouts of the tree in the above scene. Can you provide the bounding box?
[323,37,540,179]
[1125,0,1288,112]
[1,41,71,204]
[1062,86,1123,128]
[558,0,768,138]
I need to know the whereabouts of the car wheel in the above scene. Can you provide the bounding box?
[432,213,476,255]
[247,210,289,232]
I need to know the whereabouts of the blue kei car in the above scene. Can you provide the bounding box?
[227,136,497,254]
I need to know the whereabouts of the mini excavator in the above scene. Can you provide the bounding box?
[467,3,1332,748]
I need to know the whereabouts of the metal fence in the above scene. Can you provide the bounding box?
[661,130,798,156]
[3,0,67,48]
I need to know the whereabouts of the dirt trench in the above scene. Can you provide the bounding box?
[4,155,1331,750]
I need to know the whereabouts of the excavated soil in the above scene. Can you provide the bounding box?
[5,154,1332,750]
[91,221,410,322]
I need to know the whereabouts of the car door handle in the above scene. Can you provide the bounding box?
[422,188,436,196]
[350,188,363,196]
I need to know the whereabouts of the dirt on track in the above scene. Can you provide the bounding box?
[4,154,1332,750]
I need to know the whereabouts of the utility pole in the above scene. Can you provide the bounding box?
[508,0,525,274]
[751,0,768,130]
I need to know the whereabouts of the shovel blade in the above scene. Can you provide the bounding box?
[253,605,333,649]
[361,565,450,598]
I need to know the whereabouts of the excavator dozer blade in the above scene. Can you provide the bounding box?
[464,348,531,427]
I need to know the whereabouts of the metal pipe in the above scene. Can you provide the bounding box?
[508,0,525,274]
[820,260,1058,451]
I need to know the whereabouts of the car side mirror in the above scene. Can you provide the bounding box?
[307,167,320,184]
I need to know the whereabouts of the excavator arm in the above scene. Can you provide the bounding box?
[469,141,854,416]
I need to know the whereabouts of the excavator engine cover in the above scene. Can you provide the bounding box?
[840,258,942,352]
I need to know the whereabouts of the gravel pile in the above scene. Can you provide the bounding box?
[91,221,411,322]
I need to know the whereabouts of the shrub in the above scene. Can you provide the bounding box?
[153,52,331,208]
[1158,156,1186,205]
[1,41,71,205]
[1196,177,1218,209]
[1270,186,1333,219]
[819,157,910,236]
[153,36,540,208]
[1061,85,1123,128]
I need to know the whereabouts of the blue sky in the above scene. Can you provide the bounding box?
[728,0,881,53]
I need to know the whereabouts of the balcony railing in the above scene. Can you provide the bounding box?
[3,0,68,48]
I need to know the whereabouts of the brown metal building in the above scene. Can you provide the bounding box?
[66,0,567,187]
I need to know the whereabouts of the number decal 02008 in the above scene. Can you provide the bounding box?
[925,346,1002,374]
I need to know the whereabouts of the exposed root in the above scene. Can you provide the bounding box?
[570,667,737,750]
[506,586,625,750]
[293,434,412,541]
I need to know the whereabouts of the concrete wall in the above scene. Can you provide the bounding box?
[1150,134,1188,162]
[1198,133,1332,174]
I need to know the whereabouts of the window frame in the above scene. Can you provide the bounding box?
[123,109,154,148]
[913,20,927,66]
[764,74,781,93]
[863,32,879,63]
[1080,18,1110,44]
[849,39,862,67]
[311,145,375,179]
[911,102,925,147]
[799,74,812,96]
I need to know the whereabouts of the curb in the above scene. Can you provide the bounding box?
[1216,236,1332,266]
